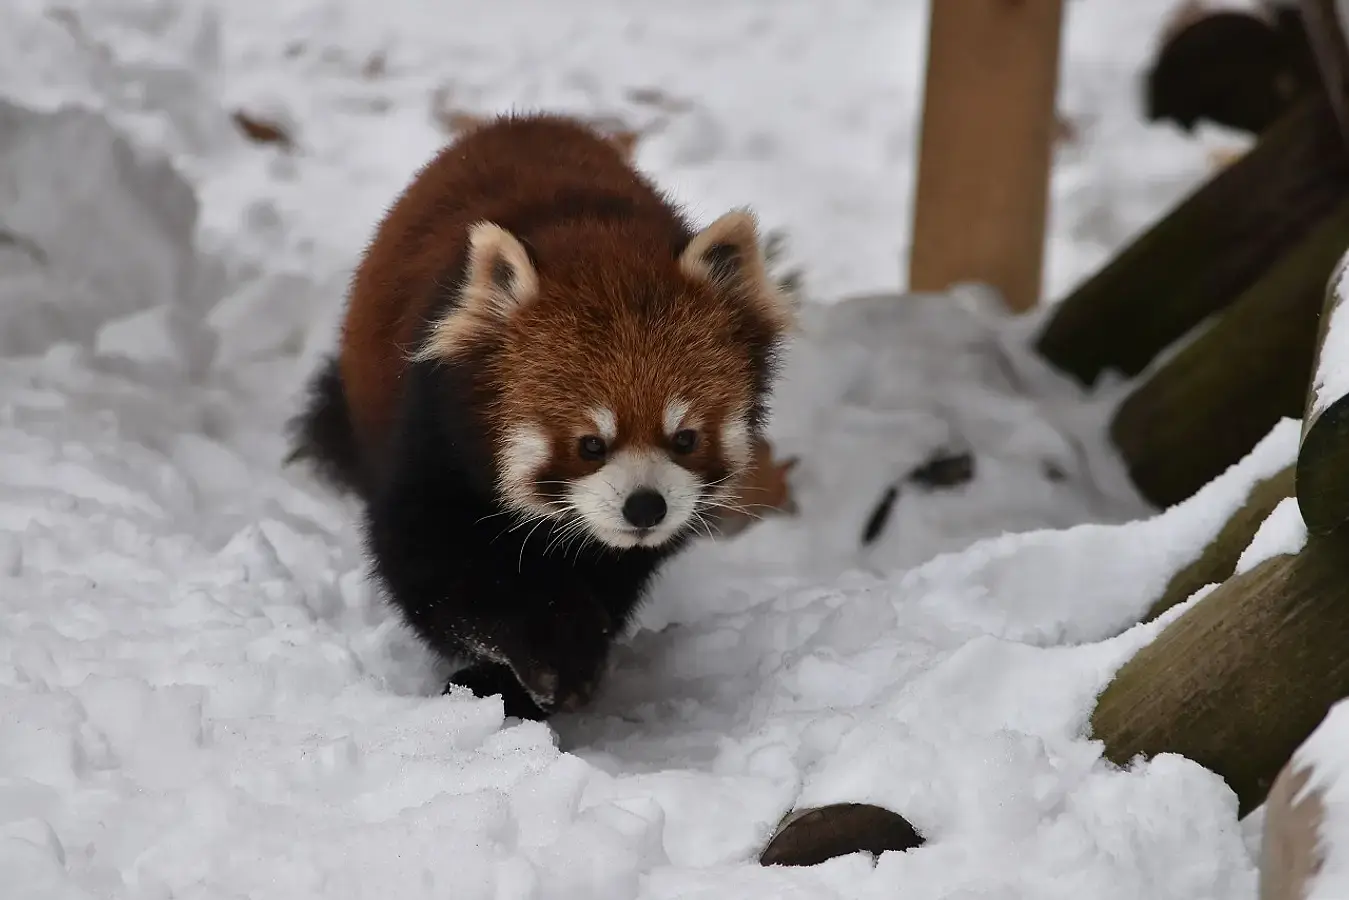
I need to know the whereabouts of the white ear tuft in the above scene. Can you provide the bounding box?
[414,222,539,361]
[463,222,539,319]
[679,208,795,334]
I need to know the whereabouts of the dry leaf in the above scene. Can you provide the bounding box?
[232,110,295,151]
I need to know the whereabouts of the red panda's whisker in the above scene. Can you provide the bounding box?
[543,516,583,556]
[517,513,561,573]
[688,510,718,543]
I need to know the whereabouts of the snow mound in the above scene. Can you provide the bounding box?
[0,98,207,366]
[750,285,1149,575]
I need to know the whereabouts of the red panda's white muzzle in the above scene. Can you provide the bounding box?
[569,446,704,549]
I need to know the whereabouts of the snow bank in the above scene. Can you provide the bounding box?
[1,350,1283,897]
[1,271,1294,899]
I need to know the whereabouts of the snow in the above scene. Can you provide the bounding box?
[1234,496,1308,576]
[0,0,1313,898]
[0,96,205,362]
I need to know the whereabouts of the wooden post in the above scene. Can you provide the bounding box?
[907,0,1065,313]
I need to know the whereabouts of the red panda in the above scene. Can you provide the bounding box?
[287,112,795,720]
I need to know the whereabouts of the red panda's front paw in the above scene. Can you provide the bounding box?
[445,660,549,720]
[510,600,614,714]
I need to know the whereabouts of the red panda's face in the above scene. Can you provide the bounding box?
[413,210,796,551]
[490,319,760,550]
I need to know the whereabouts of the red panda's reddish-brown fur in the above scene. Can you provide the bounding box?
[337,117,657,459]
[288,112,794,720]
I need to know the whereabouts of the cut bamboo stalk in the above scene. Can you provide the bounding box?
[1109,196,1349,508]
[1090,528,1349,817]
[758,803,925,868]
[1035,94,1349,386]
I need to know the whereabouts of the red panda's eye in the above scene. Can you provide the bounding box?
[578,435,608,461]
[671,429,699,454]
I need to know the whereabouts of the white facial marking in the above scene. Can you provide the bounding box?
[568,447,703,549]
[663,398,692,435]
[498,424,553,515]
[720,410,752,471]
[590,406,618,441]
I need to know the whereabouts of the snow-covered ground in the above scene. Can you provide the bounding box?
[0,0,1306,897]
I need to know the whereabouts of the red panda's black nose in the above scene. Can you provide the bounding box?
[622,489,667,529]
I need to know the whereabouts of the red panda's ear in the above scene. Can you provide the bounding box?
[414,222,539,361]
[679,209,795,334]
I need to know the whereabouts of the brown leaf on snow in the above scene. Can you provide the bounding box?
[232,110,295,151]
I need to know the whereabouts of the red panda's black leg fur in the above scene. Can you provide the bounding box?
[285,354,371,499]
[363,359,683,720]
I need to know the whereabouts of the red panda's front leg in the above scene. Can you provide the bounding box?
[442,592,616,719]
[444,585,617,717]
[363,470,617,719]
